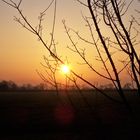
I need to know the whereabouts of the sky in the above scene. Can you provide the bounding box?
[0,0,140,86]
[0,0,85,85]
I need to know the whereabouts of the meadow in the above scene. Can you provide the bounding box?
[0,90,140,140]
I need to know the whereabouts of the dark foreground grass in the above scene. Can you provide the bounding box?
[0,90,140,140]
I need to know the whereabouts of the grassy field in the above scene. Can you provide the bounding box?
[0,90,140,140]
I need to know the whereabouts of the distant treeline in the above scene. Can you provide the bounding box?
[0,80,133,91]
[0,80,45,91]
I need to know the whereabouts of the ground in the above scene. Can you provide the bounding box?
[0,90,140,140]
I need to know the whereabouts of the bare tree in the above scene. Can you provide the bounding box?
[2,0,140,112]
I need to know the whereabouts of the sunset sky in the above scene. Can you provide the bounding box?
[0,0,140,86]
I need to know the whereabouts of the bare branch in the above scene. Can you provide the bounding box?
[2,0,16,8]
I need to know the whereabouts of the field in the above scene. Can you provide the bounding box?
[0,90,140,140]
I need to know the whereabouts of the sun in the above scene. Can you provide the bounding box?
[61,64,70,74]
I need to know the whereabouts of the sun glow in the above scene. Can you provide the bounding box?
[61,64,70,74]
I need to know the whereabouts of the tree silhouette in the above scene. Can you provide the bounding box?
[0,80,18,90]
[2,0,140,112]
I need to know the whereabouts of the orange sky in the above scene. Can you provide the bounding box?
[0,0,87,85]
[0,0,140,86]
